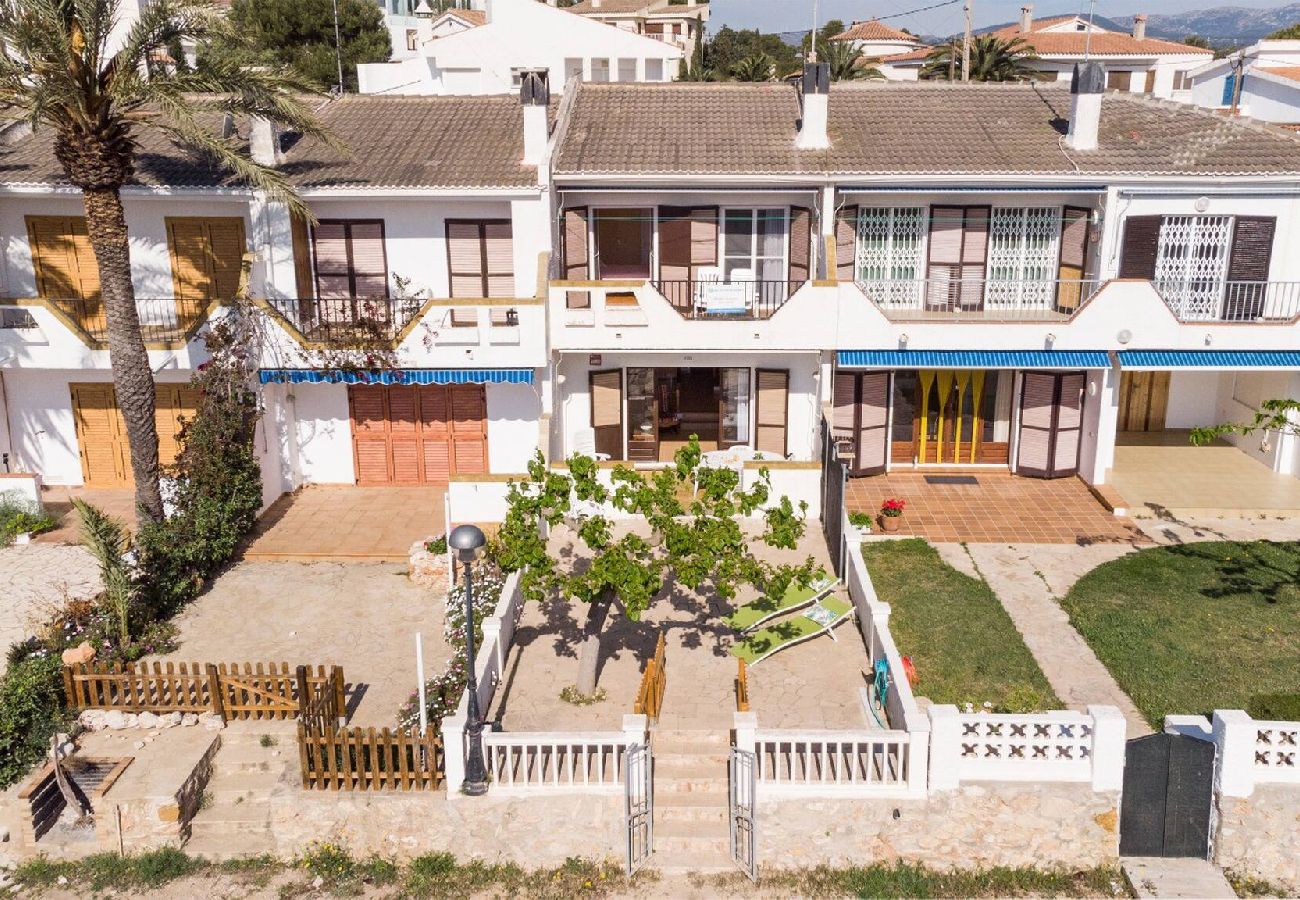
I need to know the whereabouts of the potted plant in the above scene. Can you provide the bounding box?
[847,511,873,539]
[879,498,906,533]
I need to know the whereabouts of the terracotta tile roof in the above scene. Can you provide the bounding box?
[444,8,486,25]
[0,95,545,190]
[987,19,1212,57]
[832,20,919,43]
[880,47,932,63]
[1259,66,1300,84]
[567,0,652,13]
[552,81,1300,178]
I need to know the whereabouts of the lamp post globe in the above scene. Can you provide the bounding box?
[450,523,489,795]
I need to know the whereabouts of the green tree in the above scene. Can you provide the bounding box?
[0,0,333,526]
[705,26,799,81]
[1183,34,1211,49]
[801,18,845,57]
[1191,399,1300,449]
[203,0,391,92]
[818,38,884,81]
[1267,23,1300,39]
[730,51,776,82]
[495,442,819,694]
[921,35,1039,82]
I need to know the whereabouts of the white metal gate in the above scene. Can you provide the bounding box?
[624,742,653,875]
[729,747,758,881]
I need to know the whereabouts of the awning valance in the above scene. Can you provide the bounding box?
[258,368,535,385]
[836,350,1110,369]
[1117,350,1300,370]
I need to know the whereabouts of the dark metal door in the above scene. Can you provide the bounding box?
[1119,733,1215,859]
[624,742,653,875]
[729,748,757,881]
[820,416,847,580]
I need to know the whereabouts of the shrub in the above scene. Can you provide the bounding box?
[0,652,67,788]
[1247,693,1300,721]
[424,534,448,555]
[0,490,56,545]
[848,511,873,530]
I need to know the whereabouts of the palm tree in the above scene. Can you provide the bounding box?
[730,52,776,83]
[0,0,334,526]
[921,35,1039,82]
[817,38,886,81]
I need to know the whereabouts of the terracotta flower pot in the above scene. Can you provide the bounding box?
[881,515,901,533]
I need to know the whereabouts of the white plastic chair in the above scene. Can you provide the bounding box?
[693,266,722,313]
[572,426,611,462]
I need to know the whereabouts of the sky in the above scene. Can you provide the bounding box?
[708,0,1289,39]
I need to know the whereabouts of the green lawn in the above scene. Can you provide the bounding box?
[861,539,1060,712]
[1059,540,1300,727]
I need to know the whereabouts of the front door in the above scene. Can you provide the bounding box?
[1118,371,1170,432]
[70,383,200,488]
[918,370,988,464]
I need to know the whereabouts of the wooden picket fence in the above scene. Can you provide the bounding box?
[62,661,344,723]
[297,724,443,791]
[633,631,667,723]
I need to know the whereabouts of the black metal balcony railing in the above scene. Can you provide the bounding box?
[266,297,425,345]
[43,296,212,344]
[1153,279,1300,323]
[857,278,1100,321]
[651,279,802,321]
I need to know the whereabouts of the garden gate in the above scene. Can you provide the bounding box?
[1119,733,1216,858]
[624,742,653,875]
[820,415,848,580]
[729,747,758,881]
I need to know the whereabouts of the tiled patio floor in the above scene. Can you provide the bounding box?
[241,485,446,561]
[36,487,139,543]
[846,472,1146,545]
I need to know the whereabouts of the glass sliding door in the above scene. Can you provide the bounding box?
[719,368,751,448]
[625,367,658,462]
[723,208,787,315]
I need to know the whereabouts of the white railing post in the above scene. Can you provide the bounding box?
[906,714,931,798]
[927,704,961,792]
[1087,704,1127,792]
[1213,709,1257,798]
[442,711,467,796]
[734,710,758,755]
[871,602,891,662]
[481,616,502,676]
[623,713,648,748]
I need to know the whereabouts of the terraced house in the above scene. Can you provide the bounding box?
[2,66,1300,516]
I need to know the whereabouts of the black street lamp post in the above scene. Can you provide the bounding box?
[449,524,489,796]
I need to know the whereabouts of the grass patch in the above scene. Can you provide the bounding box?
[1228,870,1296,898]
[1059,541,1300,727]
[861,539,1060,711]
[14,848,203,893]
[720,862,1129,897]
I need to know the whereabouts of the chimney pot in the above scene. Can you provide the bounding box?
[520,69,550,166]
[1066,62,1105,151]
[1132,13,1147,41]
[796,62,831,150]
[1020,4,1033,32]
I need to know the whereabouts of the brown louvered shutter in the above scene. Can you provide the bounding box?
[207,219,247,300]
[657,206,692,282]
[958,206,989,308]
[349,222,388,298]
[483,221,514,297]
[832,371,857,436]
[349,386,392,484]
[28,216,101,301]
[855,372,889,476]
[1227,216,1275,282]
[1119,215,1162,280]
[450,384,488,474]
[291,211,315,300]
[564,207,589,279]
[419,386,452,484]
[313,222,352,298]
[589,369,623,460]
[1052,372,1085,477]
[835,205,858,281]
[755,368,789,457]
[166,219,212,301]
[789,206,812,287]
[689,207,719,276]
[1057,206,1091,311]
[447,221,484,297]
[1016,372,1057,479]
[387,386,422,484]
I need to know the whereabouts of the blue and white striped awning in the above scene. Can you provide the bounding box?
[1118,350,1300,370]
[258,368,535,385]
[836,350,1110,369]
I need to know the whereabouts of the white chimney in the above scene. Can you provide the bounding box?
[1020,4,1033,32]
[1132,13,1148,41]
[414,0,434,46]
[1066,62,1105,152]
[796,62,830,150]
[520,69,550,166]
[249,116,282,167]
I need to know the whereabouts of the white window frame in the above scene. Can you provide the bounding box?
[720,207,789,283]
[645,58,664,81]
[986,206,1063,310]
[1154,214,1234,320]
[854,206,926,307]
[590,58,611,83]
[617,58,638,82]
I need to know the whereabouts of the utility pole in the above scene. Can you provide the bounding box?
[961,0,973,82]
[809,0,821,63]
[331,0,345,95]
[948,38,957,81]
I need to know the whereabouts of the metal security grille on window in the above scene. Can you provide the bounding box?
[1154,215,1232,320]
[855,207,924,306]
[986,207,1061,310]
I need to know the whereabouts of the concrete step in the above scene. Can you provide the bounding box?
[655,818,728,840]
[653,736,729,756]
[184,831,278,861]
[190,802,273,827]
[653,834,730,858]
[655,789,728,809]
[205,769,286,793]
[651,853,736,876]
[656,777,727,797]
[657,804,728,824]
[1122,858,1236,899]
[213,746,290,769]
[654,756,727,778]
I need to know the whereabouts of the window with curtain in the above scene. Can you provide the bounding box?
[722,208,786,281]
[445,220,514,298]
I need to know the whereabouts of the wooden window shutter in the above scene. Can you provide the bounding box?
[482,220,514,298]
[589,369,623,460]
[207,219,247,301]
[1119,215,1162,280]
[689,207,719,273]
[348,222,388,298]
[835,205,858,281]
[312,222,352,298]
[563,207,590,279]
[789,206,812,286]
[447,221,485,297]
[657,206,692,282]
[291,211,315,300]
[927,207,965,267]
[832,371,857,435]
[1226,216,1275,282]
[1052,372,1085,477]
[854,372,890,476]
[755,368,789,457]
[27,216,100,300]
[1016,372,1057,478]
[1057,206,1092,311]
[166,219,211,301]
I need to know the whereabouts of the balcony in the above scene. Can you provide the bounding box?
[1153,280,1300,324]
[41,296,213,347]
[265,298,426,346]
[651,279,803,321]
[856,278,1100,322]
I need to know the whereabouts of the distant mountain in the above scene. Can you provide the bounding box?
[1112,5,1300,46]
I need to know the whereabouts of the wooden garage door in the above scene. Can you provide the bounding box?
[348,384,487,485]
[70,383,200,487]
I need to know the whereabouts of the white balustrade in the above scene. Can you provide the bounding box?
[747,729,916,797]
[481,714,646,793]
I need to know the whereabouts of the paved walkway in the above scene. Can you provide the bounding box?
[1122,858,1236,899]
[936,542,1151,737]
[35,487,137,543]
[0,543,100,674]
[1137,513,1300,546]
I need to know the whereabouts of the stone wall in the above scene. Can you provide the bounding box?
[1215,782,1300,893]
[758,783,1119,870]
[266,791,625,866]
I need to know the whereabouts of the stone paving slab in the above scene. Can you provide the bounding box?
[935,542,1151,737]
[0,544,101,675]
[1137,514,1300,546]
[1122,857,1236,899]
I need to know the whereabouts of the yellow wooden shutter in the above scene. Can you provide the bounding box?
[155,384,200,467]
[166,217,247,301]
[207,219,247,300]
[71,383,129,487]
[28,216,101,300]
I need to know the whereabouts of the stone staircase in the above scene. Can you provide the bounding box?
[650,729,733,874]
[183,724,293,861]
